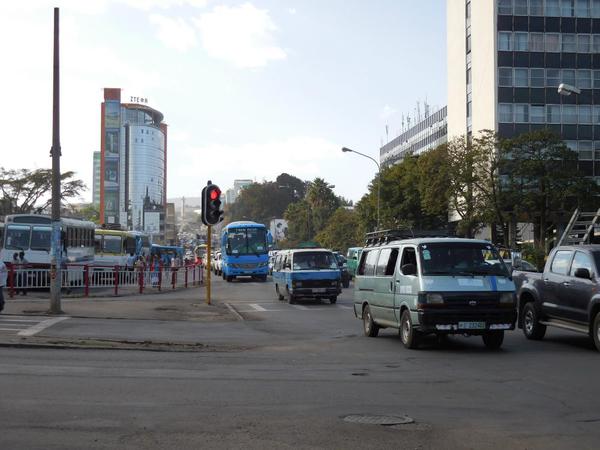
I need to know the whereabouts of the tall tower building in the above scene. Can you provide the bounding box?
[99,88,168,239]
[448,0,600,178]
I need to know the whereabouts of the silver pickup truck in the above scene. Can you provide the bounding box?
[513,245,600,351]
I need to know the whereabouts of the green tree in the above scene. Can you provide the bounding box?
[0,167,86,214]
[305,178,340,235]
[283,200,312,246]
[77,203,100,224]
[315,207,363,252]
[501,129,600,250]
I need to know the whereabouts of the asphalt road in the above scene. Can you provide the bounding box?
[1,276,600,449]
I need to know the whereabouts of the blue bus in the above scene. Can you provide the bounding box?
[221,221,271,282]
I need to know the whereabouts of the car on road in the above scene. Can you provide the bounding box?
[514,245,600,351]
[272,249,341,304]
[346,247,362,279]
[333,252,351,288]
[354,232,517,350]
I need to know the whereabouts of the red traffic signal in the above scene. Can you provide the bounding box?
[201,182,224,226]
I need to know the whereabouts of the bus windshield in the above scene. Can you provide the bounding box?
[5,225,30,250]
[30,226,51,251]
[226,228,267,256]
[419,242,509,277]
[293,252,338,270]
[103,235,122,253]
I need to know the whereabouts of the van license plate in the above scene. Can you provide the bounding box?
[313,288,327,293]
[458,321,485,330]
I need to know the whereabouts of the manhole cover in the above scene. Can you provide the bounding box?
[343,414,414,426]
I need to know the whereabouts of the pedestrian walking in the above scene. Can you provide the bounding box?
[126,252,136,283]
[0,259,7,313]
[18,251,28,295]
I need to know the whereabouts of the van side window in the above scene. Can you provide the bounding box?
[364,250,380,276]
[376,248,391,276]
[400,247,417,274]
[386,248,399,275]
[551,250,573,275]
[570,251,593,277]
[357,250,369,275]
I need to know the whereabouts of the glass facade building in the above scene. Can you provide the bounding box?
[448,0,600,177]
[99,88,168,239]
[379,107,448,167]
[92,151,101,206]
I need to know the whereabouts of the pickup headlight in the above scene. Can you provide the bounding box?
[425,293,444,304]
[293,281,302,287]
[500,292,515,304]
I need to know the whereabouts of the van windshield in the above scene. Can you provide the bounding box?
[419,242,509,277]
[293,252,338,270]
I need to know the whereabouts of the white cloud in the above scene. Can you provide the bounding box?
[194,2,286,68]
[380,104,397,120]
[122,0,209,11]
[149,14,197,52]
[288,8,297,15]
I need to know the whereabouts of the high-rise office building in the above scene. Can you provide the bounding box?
[99,88,168,239]
[448,0,600,177]
[380,107,448,166]
[92,151,101,206]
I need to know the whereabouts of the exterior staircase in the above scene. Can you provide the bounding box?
[556,208,600,247]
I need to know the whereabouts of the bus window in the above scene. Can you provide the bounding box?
[125,236,136,254]
[103,235,122,253]
[5,225,31,250]
[31,226,51,251]
[94,235,102,253]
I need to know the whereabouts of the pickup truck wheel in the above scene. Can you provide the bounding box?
[400,310,420,349]
[363,305,379,337]
[523,302,546,340]
[329,296,337,304]
[593,312,600,352]
[482,331,504,350]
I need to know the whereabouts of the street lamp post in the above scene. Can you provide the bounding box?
[342,147,381,230]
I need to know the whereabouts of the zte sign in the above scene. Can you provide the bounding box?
[130,96,148,104]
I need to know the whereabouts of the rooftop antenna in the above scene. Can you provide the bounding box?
[424,98,430,118]
[401,114,405,133]
[385,124,389,143]
[417,102,421,122]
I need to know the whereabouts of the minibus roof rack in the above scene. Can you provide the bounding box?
[364,229,454,246]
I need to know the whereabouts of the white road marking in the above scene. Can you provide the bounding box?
[250,304,267,311]
[291,304,309,310]
[0,327,30,331]
[0,318,44,323]
[17,316,70,337]
[224,303,244,321]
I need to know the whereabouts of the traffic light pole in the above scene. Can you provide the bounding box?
[206,225,211,305]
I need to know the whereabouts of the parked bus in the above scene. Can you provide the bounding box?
[94,229,150,267]
[220,221,271,282]
[0,214,95,267]
[150,244,184,266]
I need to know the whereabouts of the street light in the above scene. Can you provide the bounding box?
[341,147,381,230]
[558,83,581,96]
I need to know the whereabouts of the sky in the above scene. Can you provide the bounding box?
[0,0,446,205]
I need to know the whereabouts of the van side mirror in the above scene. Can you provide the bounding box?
[401,263,417,276]
[574,267,591,279]
[511,251,522,270]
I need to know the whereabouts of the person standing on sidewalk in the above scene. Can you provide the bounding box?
[0,259,7,312]
[18,251,28,295]
[126,252,136,284]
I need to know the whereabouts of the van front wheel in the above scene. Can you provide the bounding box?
[363,305,379,337]
[400,310,420,349]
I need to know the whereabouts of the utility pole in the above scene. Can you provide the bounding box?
[206,225,211,305]
[49,7,63,314]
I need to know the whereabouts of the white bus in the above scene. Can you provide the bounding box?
[0,214,95,267]
[94,228,151,268]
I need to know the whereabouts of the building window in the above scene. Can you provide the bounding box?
[514,68,529,87]
[546,0,561,14]
[514,0,528,14]
[514,32,529,51]
[563,105,578,124]
[498,32,512,51]
[530,105,545,123]
[530,0,545,14]
[578,34,591,52]
[529,33,545,52]
[579,140,594,159]
[498,0,513,14]
[499,67,513,86]
[562,69,576,86]
[515,104,529,123]
[579,69,592,88]
[576,0,591,17]
[547,68,561,87]
[561,0,576,16]
[594,70,600,88]
[546,33,561,52]
[580,105,593,124]
[565,140,578,151]
[547,104,561,122]
[499,104,514,123]
[531,68,545,87]
[594,0,600,17]
[594,105,600,123]
[562,34,577,52]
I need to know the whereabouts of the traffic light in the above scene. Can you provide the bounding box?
[201,181,224,226]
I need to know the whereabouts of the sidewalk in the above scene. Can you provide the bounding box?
[0,285,240,351]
